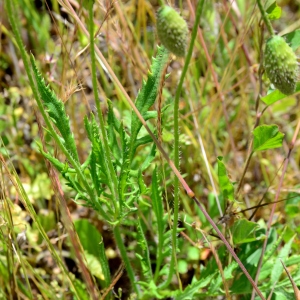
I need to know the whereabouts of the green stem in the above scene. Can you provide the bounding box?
[159,0,205,289]
[113,225,140,297]
[88,0,119,215]
[257,0,274,36]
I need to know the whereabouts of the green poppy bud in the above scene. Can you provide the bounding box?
[156,6,188,57]
[264,35,298,95]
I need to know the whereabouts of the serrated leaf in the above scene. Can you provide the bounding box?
[138,280,164,299]
[137,169,148,195]
[253,125,284,152]
[85,114,108,179]
[129,46,169,160]
[270,235,295,285]
[133,135,153,154]
[231,219,259,244]
[152,167,164,251]
[174,272,217,300]
[266,2,282,20]
[30,54,79,162]
[118,124,130,206]
[261,83,300,105]
[208,262,238,294]
[141,144,156,172]
[263,227,287,264]
[217,157,234,202]
[136,220,152,279]
[107,100,122,160]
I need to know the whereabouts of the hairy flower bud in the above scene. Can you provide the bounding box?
[156,6,188,57]
[264,35,298,95]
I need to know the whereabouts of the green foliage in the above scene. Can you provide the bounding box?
[252,124,284,152]
[261,83,300,105]
[266,2,282,20]
[231,219,260,244]
[129,46,169,160]
[30,54,79,163]
[270,235,295,285]
[264,35,298,95]
[151,167,167,280]
[74,219,111,287]
[136,219,152,280]
[174,273,217,300]
[283,29,300,51]
[3,0,300,299]
[217,156,234,202]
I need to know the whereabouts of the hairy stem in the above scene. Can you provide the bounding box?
[160,0,205,289]
[256,0,274,36]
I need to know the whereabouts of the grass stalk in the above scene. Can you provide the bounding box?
[256,0,274,36]
[160,0,205,288]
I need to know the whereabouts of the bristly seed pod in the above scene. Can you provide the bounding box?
[156,5,188,57]
[264,35,298,95]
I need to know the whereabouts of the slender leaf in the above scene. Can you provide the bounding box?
[263,227,287,263]
[107,100,122,160]
[136,219,152,280]
[174,272,217,300]
[30,54,79,162]
[270,235,295,285]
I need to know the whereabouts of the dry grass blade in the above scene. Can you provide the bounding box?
[280,259,300,300]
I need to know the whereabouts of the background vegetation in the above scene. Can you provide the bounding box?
[1,0,300,299]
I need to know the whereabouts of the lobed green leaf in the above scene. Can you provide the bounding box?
[253,124,284,152]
